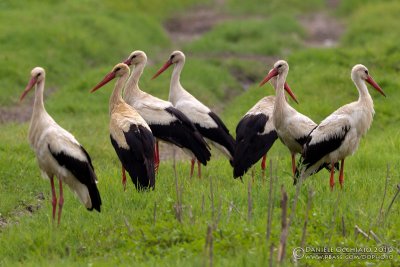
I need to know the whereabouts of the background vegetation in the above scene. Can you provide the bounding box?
[0,0,399,266]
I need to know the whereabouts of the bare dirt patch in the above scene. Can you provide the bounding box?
[0,103,32,124]
[327,0,340,9]
[164,6,228,44]
[0,216,8,228]
[0,192,45,230]
[0,87,57,124]
[229,67,259,91]
[299,12,344,48]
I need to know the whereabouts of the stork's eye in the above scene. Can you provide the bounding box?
[170,55,175,60]
[364,70,368,75]
[277,64,282,68]
[115,67,121,72]
[37,73,41,77]
[132,55,137,59]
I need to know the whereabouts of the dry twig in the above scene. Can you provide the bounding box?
[266,159,274,242]
[248,178,253,221]
[277,185,288,263]
[377,164,390,224]
[354,225,369,239]
[300,188,314,248]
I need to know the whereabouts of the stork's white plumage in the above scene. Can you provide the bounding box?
[259,60,315,176]
[233,74,297,178]
[122,50,211,177]
[20,67,101,225]
[296,64,385,189]
[91,63,155,191]
[152,51,235,177]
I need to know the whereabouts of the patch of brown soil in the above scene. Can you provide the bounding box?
[0,104,32,124]
[0,216,7,228]
[0,192,45,230]
[229,67,258,91]
[326,0,340,9]
[164,7,228,43]
[0,87,57,124]
[299,12,344,48]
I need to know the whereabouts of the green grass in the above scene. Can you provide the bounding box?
[186,14,305,57]
[225,0,323,16]
[1,0,400,266]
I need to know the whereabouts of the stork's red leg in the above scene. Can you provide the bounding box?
[57,179,64,225]
[190,158,195,178]
[291,153,296,175]
[339,159,345,188]
[122,165,127,191]
[154,141,160,174]
[261,154,267,178]
[330,162,336,191]
[197,160,202,179]
[50,176,57,222]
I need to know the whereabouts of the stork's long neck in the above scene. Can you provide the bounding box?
[109,73,129,115]
[169,60,185,104]
[125,62,145,100]
[273,70,289,125]
[28,79,48,147]
[32,79,46,117]
[354,76,373,109]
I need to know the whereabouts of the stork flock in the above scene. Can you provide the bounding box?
[20,50,385,224]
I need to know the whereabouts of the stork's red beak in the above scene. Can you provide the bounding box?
[259,68,279,87]
[366,75,386,97]
[20,77,37,102]
[123,58,131,66]
[151,59,173,80]
[90,72,116,93]
[284,82,299,104]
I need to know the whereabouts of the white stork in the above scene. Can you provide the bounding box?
[233,73,298,178]
[20,67,101,225]
[122,50,211,177]
[259,60,318,176]
[151,51,235,177]
[296,64,385,189]
[90,63,155,191]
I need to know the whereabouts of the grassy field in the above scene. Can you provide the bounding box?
[1,0,399,266]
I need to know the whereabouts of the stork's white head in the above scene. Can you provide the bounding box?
[169,50,185,64]
[90,63,130,93]
[273,60,289,75]
[351,64,370,81]
[259,60,289,87]
[123,50,147,66]
[112,63,130,77]
[259,60,298,103]
[151,50,186,80]
[31,67,46,81]
[20,67,46,101]
[351,64,385,97]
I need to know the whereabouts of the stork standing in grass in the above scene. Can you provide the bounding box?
[152,51,235,177]
[296,64,386,189]
[122,50,211,177]
[91,63,155,191]
[233,72,298,178]
[20,67,101,225]
[259,60,317,176]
